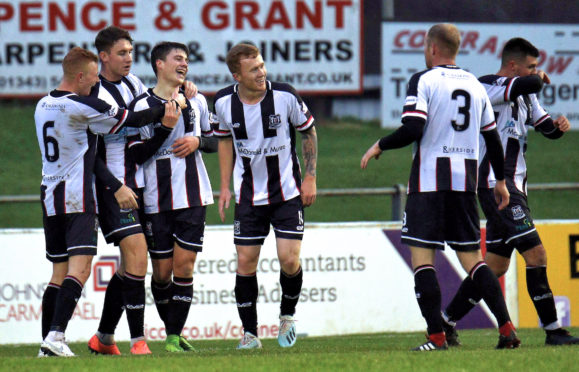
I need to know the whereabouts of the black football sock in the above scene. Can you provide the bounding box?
[280,266,303,316]
[123,272,146,339]
[50,276,83,333]
[470,262,510,326]
[97,272,124,335]
[151,278,172,325]
[414,265,443,335]
[444,276,481,323]
[41,283,60,339]
[526,266,558,329]
[235,272,258,336]
[166,277,193,336]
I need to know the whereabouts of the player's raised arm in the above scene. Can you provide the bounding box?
[127,100,180,164]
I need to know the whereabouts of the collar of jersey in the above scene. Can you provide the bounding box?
[99,74,123,85]
[435,64,460,69]
[233,80,272,94]
[50,89,75,97]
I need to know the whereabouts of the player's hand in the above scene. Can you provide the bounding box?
[182,81,198,99]
[162,100,181,129]
[360,141,382,169]
[536,70,550,84]
[554,116,571,132]
[172,136,200,158]
[301,175,317,207]
[493,180,510,211]
[114,185,138,210]
[173,92,187,109]
[218,188,232,222]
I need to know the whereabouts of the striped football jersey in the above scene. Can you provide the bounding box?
[478,75,550,194]
[213,81,314,206]
[131,89,214,214]
[35,90,131,216]
[91,73,148,188]
[402,65,496,193]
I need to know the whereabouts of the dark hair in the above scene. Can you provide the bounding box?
[501,38,539,67]
[225,43,260,74]
[95,26,133,53]
[62,47,98,79]
[150,41,189,76]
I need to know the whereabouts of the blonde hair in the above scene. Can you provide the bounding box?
[427,23,461,58]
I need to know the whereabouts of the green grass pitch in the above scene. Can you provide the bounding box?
[1,328,578,371]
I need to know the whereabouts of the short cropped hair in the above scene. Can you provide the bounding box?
[225,43,260,74]
[501,38,539,67]
[95,26,133,53]
[150,41,189,76]
[427,23,461,58]
[62,47,98,79]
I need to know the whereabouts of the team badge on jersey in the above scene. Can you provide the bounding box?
[268,114,282,130]
[511,205,525,220]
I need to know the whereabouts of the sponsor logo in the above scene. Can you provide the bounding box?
[404,96,417,105]
[42,102,66,112]
[515,218,533,231]
[234,220,241,235]
[298,210,304,225]
[125,304,145,310]
[504,127,521,138]
[92,255,120,292]
[237,302,252,308]
[511,205,525,220]
[155,148,174,157]
[442,146,474,154]
[231,122,241,128]
[107,106,118,117]
[145,221,153,237]
[533,293,553,301]
[268,114,282,129]
[172,295,192,303]
[504,120,515,128]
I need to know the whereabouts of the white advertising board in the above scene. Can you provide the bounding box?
[381,22,579,128]
[0,223,425,345]
[0,0,362,96]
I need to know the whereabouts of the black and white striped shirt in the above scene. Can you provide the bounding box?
[402,65,496,193]
[91,73,148,189]
[478,75,550,194]
[35,90,130,216]
[131,89,214,214]
[213,81,314,206]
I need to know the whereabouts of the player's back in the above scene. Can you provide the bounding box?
[406,65,495,193]
[35,90,125,215]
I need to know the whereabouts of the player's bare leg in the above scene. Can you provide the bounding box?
[235,244,263,349]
